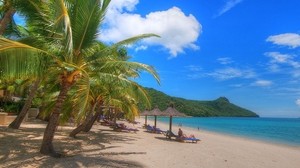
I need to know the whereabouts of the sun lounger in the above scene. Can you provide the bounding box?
[165,130,178,139]
[114,123,139,132]
[100,119,115,126]
[180,137,200,143]
[155,127,166,134]
[146,125,166,134]
[165,130,200,143]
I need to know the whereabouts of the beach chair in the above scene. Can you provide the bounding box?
[165,130,178,139]
[145,125,153,131]
[100,119,115,126]
[146,125,166,134]
[165,130,200,143]
[180,137,200,143]
[114,123,139,132]
[154,127,166,134]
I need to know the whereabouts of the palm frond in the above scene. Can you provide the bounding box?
[98,60,160,84]
[69,74,91,121]
[111,33,160,49]
[53,0,73,61]
[0,39,46,79]
[70,0,104,53]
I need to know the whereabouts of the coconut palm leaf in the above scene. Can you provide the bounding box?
[97,61,160,84]
[111,33,160,49]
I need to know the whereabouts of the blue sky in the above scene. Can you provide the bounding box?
[13,0,299,117]
[99,0,300,118]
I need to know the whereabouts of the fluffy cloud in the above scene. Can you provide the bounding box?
[107,0,139,12]
[100,1,202,58]
[215,0,243,17]
[251,80,273,87]
[266,33,300,48]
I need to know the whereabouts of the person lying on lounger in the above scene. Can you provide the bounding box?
[178,128,195,139]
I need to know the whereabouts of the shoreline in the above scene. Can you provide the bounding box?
[1,118,300,168]
[135,117,300,168]
[143,116,300,148]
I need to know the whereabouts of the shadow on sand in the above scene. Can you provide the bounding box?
[0,120,145,168]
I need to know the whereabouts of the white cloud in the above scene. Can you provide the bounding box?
[265,52,300,69]
[208,67,256,80]
[217,57,234,65]
[295,99,300,106]
[100,1,202,58]
[215,0,243,17]
[134,45,148,52]
[107,0,139,12]
[265,52,292,63]
[251,80,273,87]
[266,33,300,48]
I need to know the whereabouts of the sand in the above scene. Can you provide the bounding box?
[1,117,300,168]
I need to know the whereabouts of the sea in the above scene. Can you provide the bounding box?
[147,117,300,147]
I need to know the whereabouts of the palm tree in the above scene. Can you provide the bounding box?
[0,0,159,157]
[69,67,153,137]
[0,0,47,129]
[64,41,155,136]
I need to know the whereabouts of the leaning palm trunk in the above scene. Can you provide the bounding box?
[9,79,41,129]
[69,102,99,137]
[0,7,16,35]
[40,80,72,157]
[69,113,93,138]
[83,104,103,132]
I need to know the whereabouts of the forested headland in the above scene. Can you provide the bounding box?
[141,88,259,117]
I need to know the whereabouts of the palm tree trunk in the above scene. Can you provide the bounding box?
[9,79,41,129]
[69,103,98,137]
[0,7,16,35]
[40,81,71,157]
[83,112,100,132]
[83,104,103,132]
[69,122,86,138]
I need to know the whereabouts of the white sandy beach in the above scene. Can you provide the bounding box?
[1,117,300,168]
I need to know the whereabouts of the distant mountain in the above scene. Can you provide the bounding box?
[140,88,259,117]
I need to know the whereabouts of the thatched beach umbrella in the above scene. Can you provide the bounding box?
[140,107,165,128]
[163,105,186,133]
[140,109,151,126]
[149,107,164,128]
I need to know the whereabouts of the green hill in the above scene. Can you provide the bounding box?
[141,88,259,117]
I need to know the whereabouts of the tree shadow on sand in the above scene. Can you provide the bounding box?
[0,121,146,168]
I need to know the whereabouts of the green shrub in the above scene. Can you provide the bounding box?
[0,98,25,114]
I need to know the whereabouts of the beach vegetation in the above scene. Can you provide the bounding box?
[0,0,160,157]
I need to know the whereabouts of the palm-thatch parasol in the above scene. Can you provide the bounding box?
[140,109,151,126]
[148,107,165,128]
[163,104,186,133]
[141,106,165,128]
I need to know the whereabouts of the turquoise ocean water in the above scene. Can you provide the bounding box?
[147,117,300,146]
